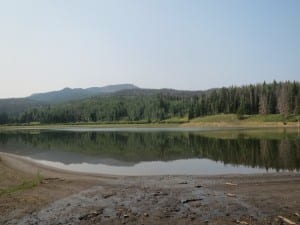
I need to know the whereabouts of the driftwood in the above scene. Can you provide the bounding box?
[225,182,237,186]
[226,193,236,197]
[278,216,296,225]
[79,209,104,220]
[181,198,203,204]
[235,220,249,225]
[103,192,115,199]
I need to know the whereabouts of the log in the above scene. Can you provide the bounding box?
[79,209,104,220]
[278,216,296,225]
[226,193,236,197]
[225,182,237,186]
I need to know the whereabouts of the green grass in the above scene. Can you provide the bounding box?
[0,171,43,197]
[161,115,189,124]
[190,114,300,123]
[245,114,290,122]
[245,114,299,122]
[29,122,41,125]
[191,114,238,123]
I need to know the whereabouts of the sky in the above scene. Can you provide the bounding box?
[0,0,299,98]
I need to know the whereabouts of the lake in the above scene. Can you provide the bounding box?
[0,128,299,175]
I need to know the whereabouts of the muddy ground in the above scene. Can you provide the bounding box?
[0,153,299,225]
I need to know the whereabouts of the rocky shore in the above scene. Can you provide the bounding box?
[0,153,299,225]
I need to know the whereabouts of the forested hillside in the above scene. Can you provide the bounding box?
[0,81,299,124]
[0,98,45,124]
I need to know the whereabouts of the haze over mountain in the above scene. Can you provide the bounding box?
[0,82,211,117]
[0,84,139,115]
[28,84,139,103]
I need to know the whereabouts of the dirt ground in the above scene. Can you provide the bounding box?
[0,153,299,225]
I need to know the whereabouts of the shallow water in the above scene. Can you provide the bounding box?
[0,128,299,175]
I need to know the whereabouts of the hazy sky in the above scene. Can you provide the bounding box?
[0,0,299,98]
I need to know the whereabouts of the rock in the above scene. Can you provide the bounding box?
[103,192,115,199]
[192,202,202,208]
[178,181,188,184]
[190,216,196,221]
[181,198,203,204]
[153,191,168,197]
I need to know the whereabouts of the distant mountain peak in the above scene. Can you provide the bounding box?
[62,87,72,91]
[28,83,139,103]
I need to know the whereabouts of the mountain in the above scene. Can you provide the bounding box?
[0,84,139,116]
[1,81,298,124]
[8,81,298,125]
[28,84,139,103]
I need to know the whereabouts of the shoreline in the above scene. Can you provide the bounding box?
[1,152,300,225]
[0,120,299,131]
[0,152,119,180]
[1,151,298,179]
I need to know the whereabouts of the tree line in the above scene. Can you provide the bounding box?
[0,81,299,124]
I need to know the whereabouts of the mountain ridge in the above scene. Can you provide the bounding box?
[28,84,139,103]
[1,81,299,123]
[0,83,139,116]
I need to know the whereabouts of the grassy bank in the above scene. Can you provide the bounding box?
[184,114,300,128]
[0,157,43,197]
[0,173,43,197]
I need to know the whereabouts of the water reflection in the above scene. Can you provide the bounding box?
[0,129,299,174]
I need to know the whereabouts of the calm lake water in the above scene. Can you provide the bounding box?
[0,128,299,175]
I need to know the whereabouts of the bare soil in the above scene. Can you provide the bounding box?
[0,153,299,225]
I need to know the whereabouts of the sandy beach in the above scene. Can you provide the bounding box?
[0,152,300,225]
